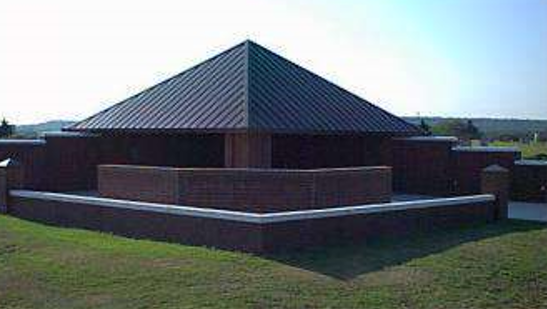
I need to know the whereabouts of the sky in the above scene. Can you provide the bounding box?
[0,0,546,124]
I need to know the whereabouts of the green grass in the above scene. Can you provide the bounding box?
[1,215,547,309]
[489,141,547,159]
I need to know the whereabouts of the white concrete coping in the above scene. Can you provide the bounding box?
[452,146,520,153]
[42,131,98,138]
[0,139,46,146]
[516,160,547,166]
[10,190,496,224]
[397,136,458,143]
[100,164,390,174]
[483,164,509,173]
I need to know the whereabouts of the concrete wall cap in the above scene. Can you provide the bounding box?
[453,146,520,153]
[396,136,458,143]
[515,160,547,167]
[10,190,496,224]
[482,164,509,173]
[0,139,45,146]
[42,131,98,138]
[98,164,391,173]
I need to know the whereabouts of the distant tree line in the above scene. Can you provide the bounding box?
[418,118,547,143]
[419,119,482,141]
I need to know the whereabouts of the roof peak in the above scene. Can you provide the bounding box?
[67,41,421,135]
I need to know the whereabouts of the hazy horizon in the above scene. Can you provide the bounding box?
[1,0,546,124]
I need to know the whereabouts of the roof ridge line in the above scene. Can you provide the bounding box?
[243,40,251,130]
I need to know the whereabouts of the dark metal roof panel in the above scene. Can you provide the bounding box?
[68,40,421,135]
[246,42,421,134]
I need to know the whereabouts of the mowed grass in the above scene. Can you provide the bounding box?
[1,215,547,309]
[490,141,547,159]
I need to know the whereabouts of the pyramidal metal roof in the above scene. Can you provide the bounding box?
[67,40,422,135]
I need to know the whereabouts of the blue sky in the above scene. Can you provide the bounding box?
[0,0,545,123]
[374,0,547,118]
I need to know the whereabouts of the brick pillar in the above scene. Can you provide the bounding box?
[224,132,271,168]
[0,159,24,214]
[481,164,509,220]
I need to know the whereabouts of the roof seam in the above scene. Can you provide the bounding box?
[243,40,251,129]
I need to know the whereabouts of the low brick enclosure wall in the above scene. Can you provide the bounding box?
[7,190,497,253]
[511,160,547,203]
[98,165,392,212]
[388,137,522,197]
[452,147,520,195]
[389,137,456,196]
[0,140,47,190]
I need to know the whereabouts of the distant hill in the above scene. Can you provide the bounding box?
[14,120,76,138]
[404,117,547,136]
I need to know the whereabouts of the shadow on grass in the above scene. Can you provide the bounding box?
[268,220,546,280]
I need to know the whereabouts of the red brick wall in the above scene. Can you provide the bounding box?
[388,139,524,197]
[452,150,519,195]
[99,165,180,204]
[98,165,392,212]
[261,201,495,252]
[41,133,225,192]
[224,133,271,168]
[389,139,455,196]
[97,133,225,168]
[0,142,47,190]
[511,162,547,202]
[9,196,264,253]
[9,194,495,254]
[271,135,390,169]
[43,135,101,192]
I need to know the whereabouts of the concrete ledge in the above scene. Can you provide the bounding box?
[42,131,99,138]
[396,136,458,143]
[0,139,46,146]
[453,146,520,153]
[10,190,495,224]
[515,160,547,166]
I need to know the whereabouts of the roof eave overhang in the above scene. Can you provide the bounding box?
[63,126,423,137]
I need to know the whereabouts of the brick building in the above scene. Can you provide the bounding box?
[0,41,530,198]
[0,41,540,253]
[64,40,422,171]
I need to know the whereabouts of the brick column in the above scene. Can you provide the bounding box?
[481,164,509,220]
[224,132,271,168]
[0,159,24,214]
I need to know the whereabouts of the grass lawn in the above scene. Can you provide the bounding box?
[1,215,547,309]
[489,141,547,159]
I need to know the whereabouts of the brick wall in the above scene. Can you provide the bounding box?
[511,161,547,203]
[98,165,392,212]
[389,138,456,196]
[39,133,225,192]
[9,195,264,253]
[452,149,520,195]
[0,141,47,190]
[261,200,495,252]
[43,135,101,191]
[271,134,390,169]
[389,139,524,197]
[9,193,495,254]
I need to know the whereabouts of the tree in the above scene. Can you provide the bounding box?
[419,119,432,136]
[465,120,481,140]
[431,119,482,141]
[0,118,14,138]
